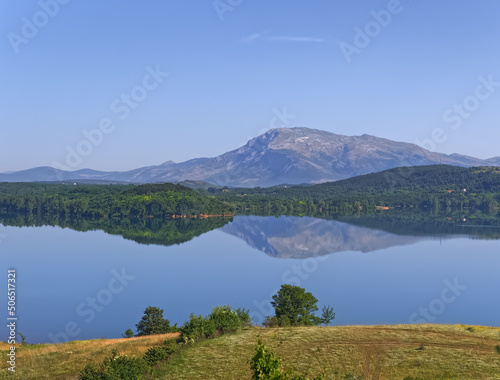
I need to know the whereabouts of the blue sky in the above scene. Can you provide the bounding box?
[1,0,499,172]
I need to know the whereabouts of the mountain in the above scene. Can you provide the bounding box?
[2,128,500,187]
[221,215,500,259]
[221,215,423,258]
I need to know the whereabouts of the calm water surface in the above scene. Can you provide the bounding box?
[1,215,499,343]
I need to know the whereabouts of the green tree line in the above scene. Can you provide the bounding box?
[0,182,233,218]
[212,165,500,215]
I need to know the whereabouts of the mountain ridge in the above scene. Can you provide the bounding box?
[2,127,500,187]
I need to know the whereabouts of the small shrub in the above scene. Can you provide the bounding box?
[180,314,216,342]
[209,305,242,334]
[78,365,102,380]
[263,316,279,328]
[235,307,253,327]
[143,345,176,366]
[250,340,325,380]
[78,349,147,380]
[250,339,284,380]
[262,315,291,328]
[105,355,148,379]
[122,328,134,338]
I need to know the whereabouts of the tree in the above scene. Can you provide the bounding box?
[17,331,26,344]
[270,284,320,326]
[135,306,175,336]
[320,306,335,326]
[122,328,134,338]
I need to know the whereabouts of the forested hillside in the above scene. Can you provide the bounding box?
[1,166,499,218]
[213,165,500,214]
[0,182,232,218]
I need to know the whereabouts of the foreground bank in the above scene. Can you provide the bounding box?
[1,324,499,379]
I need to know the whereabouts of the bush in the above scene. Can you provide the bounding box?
[78,349,148,380]
[209,305,242,334]
[262,315,291,328]
[235,307,253,327]
[250,340,325,380]
[78,365,102,380]
[250,339,284,380]
[122,328,134,338]
[263,316,279,328]
[143,344,176,367]
[180,314,216,342]
[180,305,250,342]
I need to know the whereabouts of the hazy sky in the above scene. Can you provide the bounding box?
[1,1,500,172]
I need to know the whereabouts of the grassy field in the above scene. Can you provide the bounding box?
[1,325,500,379]
[153,325,500,380]
[0,333,179,380]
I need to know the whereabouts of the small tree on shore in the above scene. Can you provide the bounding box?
[135,306,177,336]
[320,306,335,326]
[122,329,134,338]
[18,332,26,344]
[270,284,321,326]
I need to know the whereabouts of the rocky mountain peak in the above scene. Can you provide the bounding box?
[1,127,499,187]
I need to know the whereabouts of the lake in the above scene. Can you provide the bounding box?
[1,214,499,343]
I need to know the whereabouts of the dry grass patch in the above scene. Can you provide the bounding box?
[0,333,179,380]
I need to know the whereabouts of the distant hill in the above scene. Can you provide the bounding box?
[223,165,500,196]
[2,128,500,187]
[214,165,500,214]
[311,165,500,193]
[28,179,221,189]
[175,180,223,190]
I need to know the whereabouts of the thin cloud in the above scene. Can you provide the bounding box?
[242,32,324,43]
[267,36,324,43]
[242,32,268,42]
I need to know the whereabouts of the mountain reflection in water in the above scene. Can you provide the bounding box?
[221,215,500,258]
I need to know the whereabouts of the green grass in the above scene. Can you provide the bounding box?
[1,325,500,379]
[153,324,500,380]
